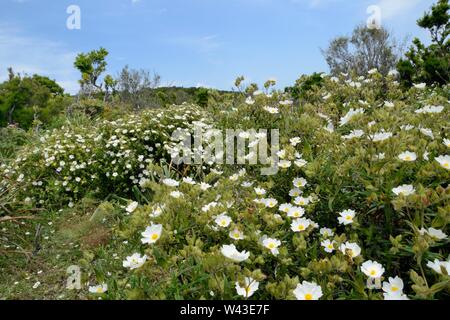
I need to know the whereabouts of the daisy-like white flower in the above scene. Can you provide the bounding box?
[293,177,307,188]
[235,277,259,298]
[294,196,310,206]
[290,137,302,146]
[182,177,196,185]
[338,209,356,225]
[321,239,336,253]
[162,178,179,187]
[254,187,266,196]
[141,224,163,244]
[200,182,212,191]
[287,206,305,218]
[443,139,450,148]
[340,242,361,258]
[170,191,183,198]
[278,160,292,169]
[263,198,278,208]
[370,131,392,142]
[320,227,334,238]
[126,201,139,214]
[361,260,385,279]
[293,281,323,300]
[291,218,311,232]
[88,283,108,294]
[398,151,417,162]
[413,83,426,89]
[221,244,250,262]
[245,97,255,105]
[382,276,404,296]
[279,203,293,214]
[215,213,232,228]
[383,292,409,300]
[392,184,415,196]
[294,159,308,168]
[435,155,450,170]
[339,108,364,126]
[263,106,279,114]
[241,181,254,188]
[420,227,447,240]
[262,238,281,256]
[426,259,450,275]
[123,253,147,270]
[343,129,364,140]
[229,228,245,240]
[289,188,302,197]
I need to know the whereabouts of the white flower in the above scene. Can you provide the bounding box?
[278,160,292,169]
[420,227,447,240]
[398,151,417,162]
[368,68,378,75]
[293,177,307,188]
[162,178,179,187]
[89,283,108,294]
[200,182,212,190]
[443,139,450,148]
[294,196,309,206]
[126,201,139,214]
[287,206,305,218]
[245,97,255,105]
[415,105,444,114]
[170,191,183,198]
[280,99,293,106]
[383,292,409,300]
[343,130,364,140]
[392,184,415,196]
[263,106,279,114]
[123,253,147,270]
[320,227,334,238]
[435,155,450,170]
[229,228,245,240]
[290,137,302,146]
[289,188,302,197]
[293,281,323,300]
[339,108,364,126]
[221,244,250,262]
[420,128,434,139]
[413,83,426,89]
[291,218,311,232]
[215,213,232,228]
[279,203,293,214]
[361,260,385,279]
[262,198,278,208]
[384,101,395,108]
[254,187,266,196]
[294,159,308,168]
[182,177,196,185]
[370,131,392,142]
[340,242,361,258]
[262,238,281,256]
[338,209,356,225]
[321,239,336,253]
[235,277,259,298]
[141,224,163,244]
[382,276,404,295]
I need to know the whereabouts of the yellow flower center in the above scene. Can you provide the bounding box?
[268,243,275,249]
[370,270,377,276]
[221,220,227,226]
[151,233,159,241]
[405,156,411,161]
[327,245,333,249]
[443,162,449,168]
[96,287,103,293]
[305,293,313,300]
[391,286,399,292]
[298,225,305,231]
[346,215,352,220]
[234,233,240,238]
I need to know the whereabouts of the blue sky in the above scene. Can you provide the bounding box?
[0,0,436,94]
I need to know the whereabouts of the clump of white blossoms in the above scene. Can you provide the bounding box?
[426,259,450,275]
[162,178,179,187]
[235,277,259,298]
[320,227,334,238]
[88,283,108,294]
[338,209,356,225]
[382,277,408,300]
[123,253,147,270]
[221,244,250,262]
[229,228,245,240]
[293,281,323,300]
[321,239,336,253]
[291,218,311,232]
[392,184,415,196]
[262,237,281,256]
[215,213,232,228]
[398,151,417,162]
[293,177,307,188]
[361,260,385,289]
[141,224,163,244]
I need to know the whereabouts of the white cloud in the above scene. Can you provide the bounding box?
[0,25,79,94]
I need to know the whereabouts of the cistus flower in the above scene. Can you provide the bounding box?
[340,242,361,258]
[123,253,147,270]
[337,209,356,225]
[141,224,163,244]
[126,201,138,214]
[221,244,250,262]
[382,276,404,296]
[361,260,385,279]
[291,218,311,232]
[215,213,232,228]
[435,155,450,170]
[321,239,336,253]
[392,184,415,196]
[235,277,259,298]
[229,228,245,240]
[426,259,450,275]
[293,281,323,300]
[398,151,417,162]
[88,283,108,294]
[262,237,281,256]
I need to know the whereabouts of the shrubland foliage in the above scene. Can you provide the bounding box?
[3,69,448,300]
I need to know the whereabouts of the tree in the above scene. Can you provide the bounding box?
[116,65,161,109]
[74,47,110,95]
[322,25,403,76]
[397,0,449,86]
[0,69,66,129]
